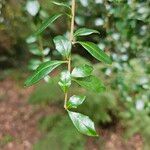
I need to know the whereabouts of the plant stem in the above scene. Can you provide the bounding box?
[38,37,44,61]
[64,0,76,110]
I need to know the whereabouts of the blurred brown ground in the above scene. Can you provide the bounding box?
[0,78,143,150]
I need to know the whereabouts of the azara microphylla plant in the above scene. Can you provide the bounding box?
[25,0,112,137]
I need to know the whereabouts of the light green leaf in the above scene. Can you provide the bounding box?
[35,14,62,35]
[52,1,71,10]
[67,95,86,109]
[74,28,99,37]
[73,75,105,93]
[53,36,71,58]
[28,59,41,71]
[78,42,112,64]
[71,64,93,78]
[29,47,43,56]
[58,70,71,93]
[68,111,98,137]
[25,61,65,87]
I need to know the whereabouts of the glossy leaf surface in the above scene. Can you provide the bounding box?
[25,61,65,87]
[74,28,99,37]
[71,64,93,78]
[68,111,98,136]
[58,70,71,93]
[73,75,105,93]
[54,36,71,58]
[78,42,112,64]
[67,95,86,109]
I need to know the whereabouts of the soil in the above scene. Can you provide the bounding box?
[0,78,143,150]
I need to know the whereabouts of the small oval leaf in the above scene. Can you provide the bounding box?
[78,42,112,64]
[73,75,105,93]
[71,64,93,78]
[68,111,98,137]
[67,95,86,109]
[35,14,62,35]
[74,28,99,37]
[53,36,71,58]
[25,61,65,87]
[58,70,71,93]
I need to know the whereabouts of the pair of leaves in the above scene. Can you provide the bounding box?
[53,36,71,58]
[70,64,105,93]
[25,61,65,87]
[73,28,112,64]
[66,96,98,137]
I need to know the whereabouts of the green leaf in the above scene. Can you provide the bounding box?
[29,47,43,56]
[28,59,41,71]
[73,75,105,93]
[52,1,71,10]
[35,14,62,35]
[58,70,71,93]
[78,42,112,64]
[68,111,98,137]
[67,95,86,109]
[53,36,71,58]
[74,28,99,37]
[71,64,93,78]
[25,61,65,87]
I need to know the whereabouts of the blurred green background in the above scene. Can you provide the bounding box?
[0,0,149,150]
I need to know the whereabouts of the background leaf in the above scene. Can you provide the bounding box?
[52,1,71,10]
[73,75,105,93]
[35,14,62,35]
[78,42,112,64]
[74,28,99,37]
[68,111,98,136]
[25,61,65,87]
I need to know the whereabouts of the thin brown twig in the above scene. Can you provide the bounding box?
[64,0,76,109]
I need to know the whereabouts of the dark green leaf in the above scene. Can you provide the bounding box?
[68,111,98,137]
[52,1,71,10]
[35,14,62,35]
[25,61,65,87]
[78,42,112,64]
[67,95,86,109]
[74,28,99,37]
[73,75,105,93]
[71,64,93,78]
[53,36,71,58]
[58,70,71,93]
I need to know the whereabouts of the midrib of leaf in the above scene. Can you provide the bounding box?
[60,39,67,52]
